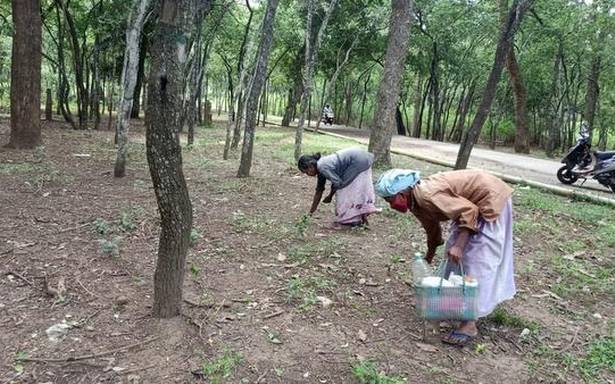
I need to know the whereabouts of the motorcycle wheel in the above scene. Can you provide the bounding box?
[557,165,578,185]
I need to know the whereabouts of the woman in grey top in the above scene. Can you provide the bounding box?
[298,147,380,227]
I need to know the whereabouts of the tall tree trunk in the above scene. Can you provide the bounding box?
[411,72,423,137]
[8,0,42,149]
[230,1,255,149]
[367,0,413,167]
[455,0,533,169]
[546,44,563,158]
[499,0,530,153]
[58,0,88,130]
[131,35,148,119]
[91,40,102,130]
[237,0,279,177]
[293,0,338,160]
[45,88,53,121]
[358,72,371,129]
[221,56,235,160]
[146,0,201,319]
[584,54,601,141]
[395,104,406,135]
[115,0,152,178]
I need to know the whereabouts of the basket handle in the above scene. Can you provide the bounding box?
[435,259,467,293]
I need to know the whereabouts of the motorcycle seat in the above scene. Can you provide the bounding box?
[595,151,615,161]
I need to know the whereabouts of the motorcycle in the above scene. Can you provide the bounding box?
[557,125,615,193]
[321,112,334,126]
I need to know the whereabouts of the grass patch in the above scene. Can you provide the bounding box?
[577,337,615,382]
[351,360,406,384]
[486,307,540,331]
[287,274,334,311]
[550,255,614,298]
[287,238,346,264]
[199,349,243,384]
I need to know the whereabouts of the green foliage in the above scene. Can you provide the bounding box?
[99,236,122,257]
[487,308,539,332]
[190,228,203,245]
[93,218,111,235]
[287,274,333,311]
[200,349,243,384]
[577,337,615,381]
[351,360,406,384]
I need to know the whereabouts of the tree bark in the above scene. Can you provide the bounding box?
[45,88,53,121]
[545,44,563,158]
[584,54,600,141]
[455,0,533,169]
[293,0,338,160]
[237,0,279,177]
[358,72,371,130]
[230,1,256,150]
[411,72,422,137]
[58,0,88,130]
[147,0,199,319]
[368,0,413,167]
[115,0,152,178]
[131,36,148,119]
[8,0,42,149]
[91,40,102,130]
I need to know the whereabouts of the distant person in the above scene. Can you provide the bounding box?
[376,169,516,346]
[322,104,334,125]
[298,147,379,228]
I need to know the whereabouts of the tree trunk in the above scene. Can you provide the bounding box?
[91,40,102,130]
[131,36,148,119]
[545,44,563,158]
[231,2,256,149]
[358,73,371,129]
[417,77,430,139]
[411,72,422,137]
[58,0,88,130]
[237,0,279,177]
[222,56,235,160]
[294,0,338,160]
[584,54,600,141]
[8,0,42,149]
[114,0,152,178]
[146,0,199,319]
[367,0,413,167]
[395,104,406,135]
[455,0,533,169]
[45,88,53,121]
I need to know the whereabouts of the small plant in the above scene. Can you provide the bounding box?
[351,360,406,384]
[190,228,203,245]
[577,336,615,381]
[287,275,333,311]
[200,349,243,384]
[99,236,122,257]
[295,214,311,237]
[33,145,46,163]
[93,218,111,235]
[390,254,403,264]
[474,343,486,354]
[13,351,27,374]
[190,263,201,278]
[487,307,539,331]
[119,210,137,232]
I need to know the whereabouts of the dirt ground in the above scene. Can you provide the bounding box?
[0,118,613,384]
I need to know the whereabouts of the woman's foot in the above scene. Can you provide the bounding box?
[442,321,478,346]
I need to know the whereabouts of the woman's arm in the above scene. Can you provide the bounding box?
[322,187,336,203]
[309,190,324,214]
[447,227,471,264]
[415,214,444,264]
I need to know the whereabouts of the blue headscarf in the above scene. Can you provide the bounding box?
[374,169,421,197]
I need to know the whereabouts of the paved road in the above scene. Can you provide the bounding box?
[316,124,614,199]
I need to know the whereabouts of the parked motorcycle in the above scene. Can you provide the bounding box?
[557,124,615,193]
[321,112,334,126]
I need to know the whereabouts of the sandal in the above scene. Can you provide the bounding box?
[441,330,477,346]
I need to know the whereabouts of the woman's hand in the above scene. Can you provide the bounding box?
[447,245,463,264]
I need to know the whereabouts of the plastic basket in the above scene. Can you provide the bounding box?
[415,261,479,321]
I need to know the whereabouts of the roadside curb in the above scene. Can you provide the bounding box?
[306,127,615,208]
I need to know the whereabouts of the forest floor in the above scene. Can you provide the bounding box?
[0,118,614,384]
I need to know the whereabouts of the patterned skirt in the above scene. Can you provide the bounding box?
[334,168,380,224]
